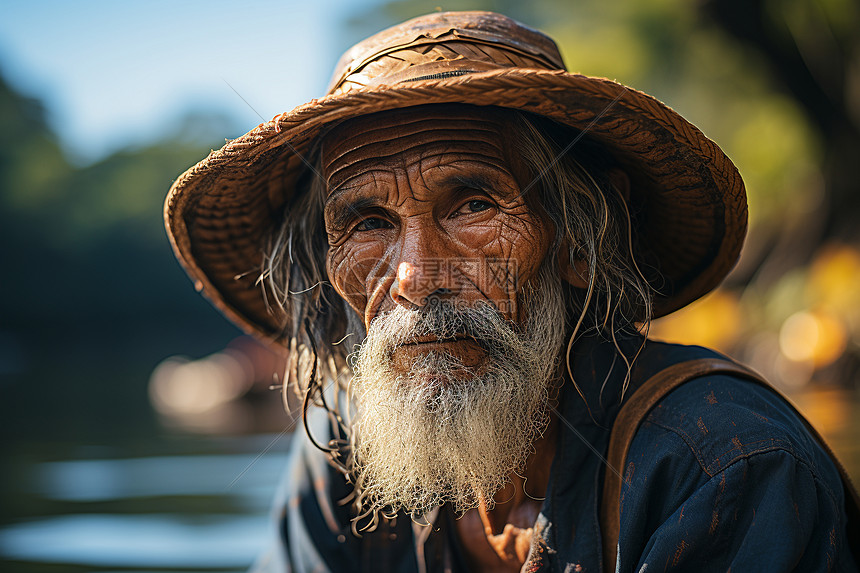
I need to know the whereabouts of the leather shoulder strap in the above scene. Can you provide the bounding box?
[599,357,860,572]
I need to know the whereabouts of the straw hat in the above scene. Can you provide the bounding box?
[164,11,747,343]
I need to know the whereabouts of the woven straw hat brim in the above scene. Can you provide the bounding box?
[165,67,746,343]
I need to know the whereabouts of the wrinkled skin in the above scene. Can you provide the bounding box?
[322,106,559,571]
[323,107,551,329]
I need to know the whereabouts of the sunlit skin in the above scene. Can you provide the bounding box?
[321,106,563,571]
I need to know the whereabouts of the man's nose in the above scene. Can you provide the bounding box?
[389,230,458,308]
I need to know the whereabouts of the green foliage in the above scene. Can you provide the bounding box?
[0,77,71,210]
[0,70,241,439]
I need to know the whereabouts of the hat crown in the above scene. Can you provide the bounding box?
[327,11,566,95]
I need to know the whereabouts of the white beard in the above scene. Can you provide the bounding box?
[347,267,566,519]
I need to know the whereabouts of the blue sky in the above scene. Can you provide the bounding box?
[0,0,389,164]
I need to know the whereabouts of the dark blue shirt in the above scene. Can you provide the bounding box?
[251,336,857,572]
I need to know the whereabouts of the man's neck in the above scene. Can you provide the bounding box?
[456,410,559,570]
[482,410,558,531]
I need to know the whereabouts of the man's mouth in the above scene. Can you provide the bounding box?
[402,334,471,346]
[390,334,486,371]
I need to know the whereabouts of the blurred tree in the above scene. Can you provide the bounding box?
[706,0,860,240]
[0,70,243,442]
[702,0,860,291]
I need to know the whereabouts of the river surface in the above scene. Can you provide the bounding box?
[1,430,292,573]
[1,386,858,572]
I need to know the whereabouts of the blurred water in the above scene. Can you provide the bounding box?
[34,454,282,504]
[0,434,291,572]
[1,514,268,568]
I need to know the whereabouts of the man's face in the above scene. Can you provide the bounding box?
[318,106,566,516]
[323,105,553,354]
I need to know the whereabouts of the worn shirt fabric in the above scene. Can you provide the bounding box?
[251,336,857,572]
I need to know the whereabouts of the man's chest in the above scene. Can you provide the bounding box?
[452,501,543,572]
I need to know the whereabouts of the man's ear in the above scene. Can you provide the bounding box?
[557,241,589,289]
[608,167,631,203]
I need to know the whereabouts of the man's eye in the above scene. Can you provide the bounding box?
[466,200,492,213]
[355,217,390,231]
[451,199,494,219]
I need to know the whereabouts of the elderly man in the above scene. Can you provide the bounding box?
[165,11,858,572]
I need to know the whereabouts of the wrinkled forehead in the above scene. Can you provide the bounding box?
[319,104,523,192]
